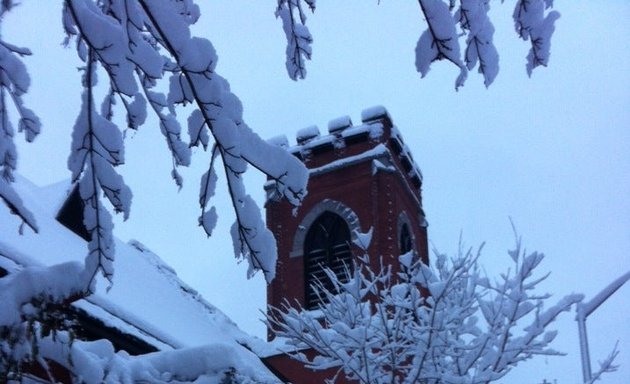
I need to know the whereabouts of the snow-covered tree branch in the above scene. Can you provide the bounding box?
[135,0,308,282]
[268,238,587,383]
[277,0,560,89]
[275,0,316,80]
[1,0,563,287]
[0,1,41,233]
[415,0,560,88]
[58,0,309,285]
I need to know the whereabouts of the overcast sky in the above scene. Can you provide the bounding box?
[4,1,629,383]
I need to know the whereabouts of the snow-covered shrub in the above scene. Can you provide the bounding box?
[268,236,585,384]
[0,262,86,381]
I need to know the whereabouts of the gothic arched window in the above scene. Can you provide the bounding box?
[399,223,413,255]
[304,211,352,309]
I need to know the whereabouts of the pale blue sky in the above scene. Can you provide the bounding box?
[4,2,629,383]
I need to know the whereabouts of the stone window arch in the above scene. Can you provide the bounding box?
[290,199,361,258]
[291,199,361,309]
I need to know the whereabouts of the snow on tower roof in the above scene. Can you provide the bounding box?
[327,115,353,134]
[296,125,320,145]
[360,105,391,122]
[0,174,277,381]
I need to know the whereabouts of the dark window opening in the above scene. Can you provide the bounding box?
[345,131,369,146]
[304,212,352,310]
[411,174,422,189]
[56,184,90,241]
[389,137,403,155]
[401,156,412,173]
[400,223,412,255]
[290,150,304,161]
[311,142,334,156]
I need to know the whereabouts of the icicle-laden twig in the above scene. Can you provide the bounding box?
[275,0,315,80]
[269,236,586,384]
[0,14,41,232]
[137,0,307,283]
[456,0,499,87]
[512,0,560,76]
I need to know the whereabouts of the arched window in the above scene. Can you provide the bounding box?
[304,212,352,309]
[399,223,412,255]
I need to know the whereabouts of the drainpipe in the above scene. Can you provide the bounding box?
[576,270,630,384]
[576,303,591,383]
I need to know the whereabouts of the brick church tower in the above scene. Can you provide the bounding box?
[263,106,429,383]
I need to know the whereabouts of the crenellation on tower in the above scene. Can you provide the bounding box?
[266,106,425,214]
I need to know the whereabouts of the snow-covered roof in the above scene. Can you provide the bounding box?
[0,175,276,380]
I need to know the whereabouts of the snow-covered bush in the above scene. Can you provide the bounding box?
[268,236,586,384]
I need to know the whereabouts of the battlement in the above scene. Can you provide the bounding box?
[267,106,423,200]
